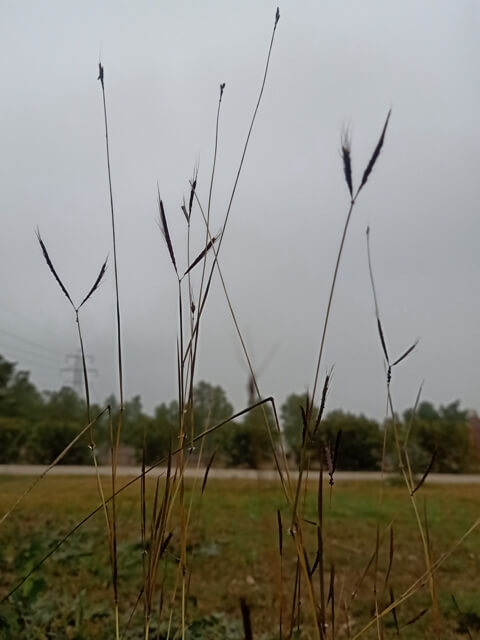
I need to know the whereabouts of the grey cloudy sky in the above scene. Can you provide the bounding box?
[1,1,479,420]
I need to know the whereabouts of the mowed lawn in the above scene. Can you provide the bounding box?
[0,474,479,639]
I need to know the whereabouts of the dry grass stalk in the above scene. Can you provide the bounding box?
[451,594,474,640]
[240,598,253,640]
[276,509,284,638]
[382,526,395,597]
[97,62,123,409]
[317,462,326,636]
[310,112,392,411]
[389,588,400,634]
[327,564,335,639]
[366,227,441,627]
[36,229,114,605]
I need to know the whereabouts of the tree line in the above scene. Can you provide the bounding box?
[0,355,477,472]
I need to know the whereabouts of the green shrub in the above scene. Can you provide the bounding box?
[25,420,91,465]
[0,417,27,463]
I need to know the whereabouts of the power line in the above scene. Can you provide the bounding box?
[0,327,65,359]
[0,345,64,373]
[0,304,63,344]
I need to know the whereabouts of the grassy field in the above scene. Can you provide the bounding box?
[0,474,479,639]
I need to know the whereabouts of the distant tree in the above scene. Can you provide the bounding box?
[131,401,178,464]
[0,355,44,421]
[223,404,276,468]
[121,395,144,443]
[0,417,27,463]
[317,410,382,471]
[280,392,319,463]
[187,381,234,458]
[403,400,470,473]
[43,386,86,423]
[25,419,91,464]
[0,355,15,396]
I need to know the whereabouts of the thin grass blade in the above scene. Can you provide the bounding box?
[389,588,400,635]
[240,598,253,640]
[201,450,216,495]
[412,449,437,494]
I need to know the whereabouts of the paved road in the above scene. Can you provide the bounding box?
[1,465,479,484]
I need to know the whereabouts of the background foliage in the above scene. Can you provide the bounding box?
[0,354,477,471]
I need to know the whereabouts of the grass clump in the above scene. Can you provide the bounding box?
[0,7,479,640]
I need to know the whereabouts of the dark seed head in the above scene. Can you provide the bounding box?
[341,129,353,198]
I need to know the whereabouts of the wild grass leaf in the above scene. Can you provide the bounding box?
[97,62,104,86]
[389,588,400,635]
[328,563,335,638]
[36,230,74,308]
[183,231,220,277]
[383,527,394,593]
[377,318,390,365]
[391,340,418,367]
[201,450,216,495]
[181,199,189,223]
[341,129,353,198]
[358,109,391,193]
[78,258,108,310]
[412,449,437,494]
[157,186,177,274]
[188,165,198,219]
[300,404,309,446]
[403,607,428,627]
[277,509,283,557]
[314,372,330,434]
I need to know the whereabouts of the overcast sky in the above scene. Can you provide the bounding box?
[0,1,479,421]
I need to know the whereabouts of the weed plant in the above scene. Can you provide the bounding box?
[1,7,479,640]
